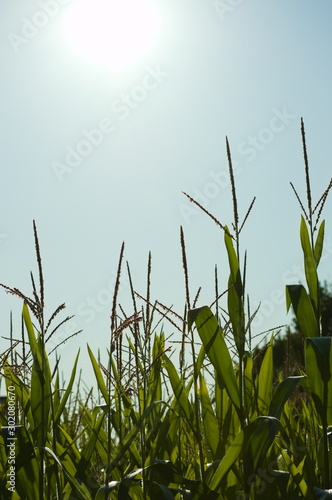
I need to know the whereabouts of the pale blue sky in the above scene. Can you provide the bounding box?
[1,1,332,387]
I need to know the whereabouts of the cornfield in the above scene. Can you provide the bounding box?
[1,120,332,499]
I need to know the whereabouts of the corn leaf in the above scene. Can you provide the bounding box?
[22,302,40,363]
[96,460,219,500]
[87,344,110,405]
[257,334,274,415]
[286,284,319,337]
[38,446,92,499]
[146,334,164,406]
[305,337,332,426]
[314,220,325,266]
[199,373,220,459]
[54,350,80,424]
[269,376,304,420]
[224,230,245,356]
[30,339,52,445]
[208,428,244,491]
[243,352,254,417]
[243,416,286,491]
[188,306,241,413]
[300,215,319,312]
[77,412,105,472]
[110,400,166,470]
[162,355,195,428]
[22,304,52,445]
[277,444,313,499]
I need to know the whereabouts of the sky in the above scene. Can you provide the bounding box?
[1,0,332,391]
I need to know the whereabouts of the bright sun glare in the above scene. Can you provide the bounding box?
[63,0,159,70]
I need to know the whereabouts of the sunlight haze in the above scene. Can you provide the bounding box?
[63,0,160,69]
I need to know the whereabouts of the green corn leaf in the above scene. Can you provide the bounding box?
[96,461,219,500]
[269,376,304,420]
[300,215,319,312]
[163,355,195,428]
[54,350,80,424]
[243,352,254,417]
[22,304,52,444]
[208,428,244,491]
[224,230,245,356]
[87,344,110,405]
[110,401,167,470]
[53,372,60,420]
[194,343,206,381]
[145,407,174,465]
[30,340,52,445]
[257,334,274,415]
[214,377,224,427]
[77,412,105,472]
[305,337,332,426]
[147,481,176,500]
[199,373,220,459]
[146,334,164,406]
[243,416,286,491]
[57,425,82,463]
[227,282,245,357]
[188,306,241,413]
[40,446,92,499]
[110,354,138,425]
[224,227,242,294]
[147,460,220,499]
[286,284,319,337]
[22,302,40,363]
[314,220,325,266]
[276,444,313,499]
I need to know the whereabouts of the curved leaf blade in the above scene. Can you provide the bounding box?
[188,306,240,412]
[286,284,319,337]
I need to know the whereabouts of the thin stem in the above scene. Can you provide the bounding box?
[183,192,234,238]
[33,222,45,498]
[107,242,125,487]
[226,137,240,259]
[180,226,191,310]
[33,220,44,310]
[214,265,219,319]
[301,118,314,247]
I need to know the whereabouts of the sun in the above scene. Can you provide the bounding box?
[63,0,159,70]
